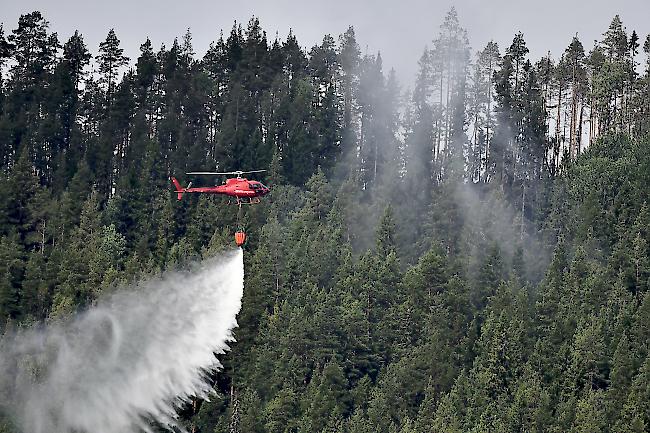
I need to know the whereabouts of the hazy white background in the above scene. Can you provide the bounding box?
[3,0,649,85]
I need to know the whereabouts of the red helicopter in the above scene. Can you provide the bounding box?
[171,170,270,204]
[171,170,270,247]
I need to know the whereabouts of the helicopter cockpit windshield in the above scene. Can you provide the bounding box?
[249,182,269,192]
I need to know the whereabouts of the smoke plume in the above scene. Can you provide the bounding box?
[0,249,244,433]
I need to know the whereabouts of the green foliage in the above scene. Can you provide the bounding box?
[0,233,24,324]
[98,29,128,99]
[0,9,648,433]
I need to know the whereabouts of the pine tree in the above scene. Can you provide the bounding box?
[7,11,58,85]
[98,29,128,103]
[4,12,59,177]
[63,31,91,90]
[469,41,500,183]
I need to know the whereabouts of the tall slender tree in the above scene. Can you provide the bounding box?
[98,29,129,104]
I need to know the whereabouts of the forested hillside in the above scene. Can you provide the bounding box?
[1,8,650,432]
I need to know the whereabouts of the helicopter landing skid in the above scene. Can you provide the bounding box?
[227,197,262,206]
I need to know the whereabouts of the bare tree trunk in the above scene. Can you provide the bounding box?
[589,86,596,145]
[577,98,585,155]
[520,184,525,240]
[366,290,371,340]
[569,60,578,160]
[435,72,444,178]
[514,58,520,91]
[359,112,365,175]
[441,62,451,183]
[485,60,493,183]
[555,84,563,170]
[472,81,480,182]
[229,386,240,433]
[40,220,46,255]
[542,55,551,172]
[190,398,199,433]
[373,139,378,182]
[562,95,568,157]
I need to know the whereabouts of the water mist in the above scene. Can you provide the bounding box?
[0,249,244,433]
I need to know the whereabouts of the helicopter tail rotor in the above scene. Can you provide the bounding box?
[171,177,190,201]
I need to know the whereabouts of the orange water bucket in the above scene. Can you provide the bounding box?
[234,231,247,247]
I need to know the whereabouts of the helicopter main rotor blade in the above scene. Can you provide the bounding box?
[186,172,233,175]
[186,169,267,176]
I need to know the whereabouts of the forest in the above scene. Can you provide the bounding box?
[1,7,650,432]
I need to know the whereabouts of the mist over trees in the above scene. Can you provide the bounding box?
[1,7,650,433]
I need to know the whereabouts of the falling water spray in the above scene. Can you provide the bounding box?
[0,248,244,433]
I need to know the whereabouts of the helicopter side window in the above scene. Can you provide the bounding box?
[249,183,260,189]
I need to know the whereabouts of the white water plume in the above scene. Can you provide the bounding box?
[0,249,244,433]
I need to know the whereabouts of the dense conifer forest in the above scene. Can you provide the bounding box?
[1,8,650,432]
